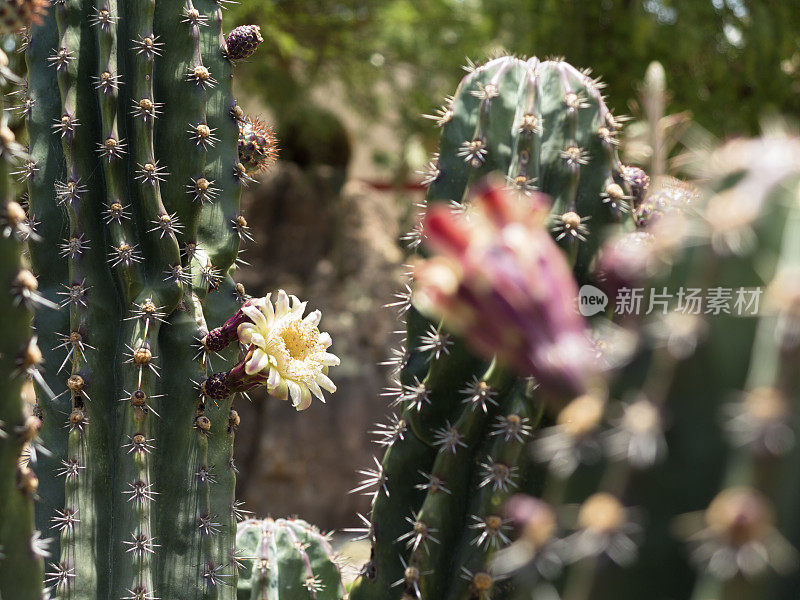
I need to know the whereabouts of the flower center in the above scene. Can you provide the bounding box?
[276,320,311,358]
[267,317,323,381]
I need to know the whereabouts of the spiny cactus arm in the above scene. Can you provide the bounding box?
[123,0,182,305]
[426,57,521,205]
[685,186,800,600]
[191,4,243,565]
[195,0,240,274]
[154,0,239,295]
[150,1,241,595]
[0,80,43,600]
[427,56,631,275]
[349,328,488,600]
[25,2,70,551]
[51,0,123,596]
[201,281,240,597]
[93,0,144,302]
[349,428,432,599]
[405,327,485,445]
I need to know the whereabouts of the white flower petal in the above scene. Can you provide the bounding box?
[267,367,281,389]
[319,332,332,348]
[316,373,336,393]
[270,379,289,401]
[275,290,290,318]
[307,379,324,401]
[237,323,257,344]
[286,379,302,405]
[322,352,340,367]
[249,332,266,348]
[242,303,267,331]
[294,385,313,411]
[289,296,306,317]
[303,310,321,327]
[245,348,270,375]
[262,294,274,326]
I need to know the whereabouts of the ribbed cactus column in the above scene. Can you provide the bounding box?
[350,55,635,600]
[21,0,259,597]
[0,50,44,600]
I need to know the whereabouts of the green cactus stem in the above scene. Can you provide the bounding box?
[0,50,45,600]
[15,1,310,597]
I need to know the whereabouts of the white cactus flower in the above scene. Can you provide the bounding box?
[237,290,339,410]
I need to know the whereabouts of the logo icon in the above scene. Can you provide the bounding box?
[578,285,608,316]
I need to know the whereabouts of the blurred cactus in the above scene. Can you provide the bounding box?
[492,129,800,600]
[0,0,47,33]
[349,55,637,600]
[0,47,44,600]
[236,518,346,600]
[352,55,800,600]
[622,61,691,179]
[0,2,337,598]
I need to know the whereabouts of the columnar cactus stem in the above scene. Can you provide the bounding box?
[51,0,121,596]
[11,0,337,597]
[25,0,70,555]
[17,0,305,596]
[0,61,44,599]
[352,55,633,600]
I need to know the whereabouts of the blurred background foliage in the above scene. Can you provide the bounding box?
[227,0,800,179]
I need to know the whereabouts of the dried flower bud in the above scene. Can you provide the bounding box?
[226,24,264,60]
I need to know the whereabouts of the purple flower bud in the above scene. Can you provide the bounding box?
[414,182,598,398]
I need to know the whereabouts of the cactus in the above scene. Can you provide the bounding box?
[349,55,636,600]
[0,46,46,600]
[235,518,346,600]
[479,131,800,600]
[0,1,343,598]
[355,55,800,599]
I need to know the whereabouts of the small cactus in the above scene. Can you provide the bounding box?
[236,518,346,600]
